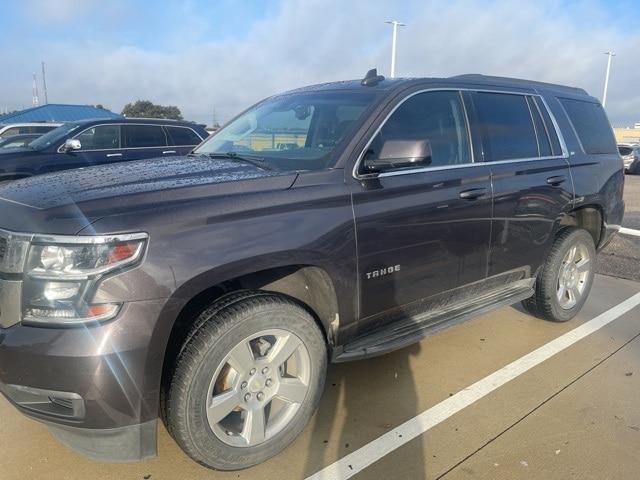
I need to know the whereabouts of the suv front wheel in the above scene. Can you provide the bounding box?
[165,291,327,470]
[523,228,596,322]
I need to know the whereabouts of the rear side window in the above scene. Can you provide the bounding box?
[559,98,616,154]
[473,92,538,161]
[527,97,552,157]
[533,97,562,156]
[166,126,202,146]
[124,125,168,148]
[1,127,21,137]
[32,126,56,133]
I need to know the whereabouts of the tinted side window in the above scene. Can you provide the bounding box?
[367,90,472,169]
[533,97,562,156]
[124,125,167,148]
[1,128,20,137]
[474,92,538,161]
[527,97,551,157]
[75,125,121,150]
[32,126,56,133]
[560,98,617,154]
[166,126,202,146]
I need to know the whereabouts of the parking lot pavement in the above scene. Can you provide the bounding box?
[597,174,640,282]
[1,275,639,480]
[442,333,640,480]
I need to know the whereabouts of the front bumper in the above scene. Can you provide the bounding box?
[0,298,168,462]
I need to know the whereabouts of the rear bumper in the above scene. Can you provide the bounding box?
[0,298,168,462]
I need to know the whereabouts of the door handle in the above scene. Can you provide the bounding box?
[106,153,122,158]
[459,188,488,200]
[546,175,566,186]
[162,150,177,155]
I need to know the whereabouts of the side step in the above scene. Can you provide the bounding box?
[335,284,534,362]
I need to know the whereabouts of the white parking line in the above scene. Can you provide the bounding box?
[620,227,640,237]
[306,292,640,480]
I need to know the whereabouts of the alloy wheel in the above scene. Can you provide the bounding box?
[556,242,591,310]
[205,328,311,447]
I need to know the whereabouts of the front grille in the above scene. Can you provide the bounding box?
[0,236,6,261]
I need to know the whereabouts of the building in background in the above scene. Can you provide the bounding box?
[613,125,640,144]
[0,104,122,125]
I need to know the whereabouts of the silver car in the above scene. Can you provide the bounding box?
[618,144,640,174]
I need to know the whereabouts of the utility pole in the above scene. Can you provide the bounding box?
[602,51,615,107]
[385,20,405,78]
[32,73,40,107]
[41,61,49,104]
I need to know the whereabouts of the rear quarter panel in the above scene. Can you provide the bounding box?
[544,93,625,247]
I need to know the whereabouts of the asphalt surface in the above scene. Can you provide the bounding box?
[596,174,640,282]
[0,174,639,479]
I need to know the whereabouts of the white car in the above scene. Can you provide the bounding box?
[618,143,640,174]
[0,122,61,138]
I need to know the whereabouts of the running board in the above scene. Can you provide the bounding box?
[335,284,534,362]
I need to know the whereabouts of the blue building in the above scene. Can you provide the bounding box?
[0,104,122,124]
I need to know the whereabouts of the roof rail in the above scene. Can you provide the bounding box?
[451,74,588,96]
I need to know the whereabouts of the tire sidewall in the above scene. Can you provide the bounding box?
[541,229,596,322]
[170,298,326,470]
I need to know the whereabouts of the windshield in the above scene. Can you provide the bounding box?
[29,122,83,150]
[194,91,376,171]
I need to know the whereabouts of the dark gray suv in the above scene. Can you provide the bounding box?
[0,71,624,470]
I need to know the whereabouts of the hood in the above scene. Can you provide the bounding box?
[0,155,297,234]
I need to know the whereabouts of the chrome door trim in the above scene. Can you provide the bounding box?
[63,123,203,153]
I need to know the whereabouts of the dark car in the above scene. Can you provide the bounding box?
[0,118,208,183]
[0,133,40,149]
[0,70,624,470]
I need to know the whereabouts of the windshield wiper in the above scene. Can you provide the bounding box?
[206,152,274,171]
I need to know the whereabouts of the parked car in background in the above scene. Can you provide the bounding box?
[618,143,640,174]
[0,118,208,183]
[0,133,40,149]
[0,122,61,138]
[0,71,624,470]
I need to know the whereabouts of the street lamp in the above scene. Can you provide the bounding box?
[602,51,616,107]
[385,20,405,78]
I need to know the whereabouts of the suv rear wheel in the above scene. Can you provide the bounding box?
[523,228,596,322]
[165,291,327,470]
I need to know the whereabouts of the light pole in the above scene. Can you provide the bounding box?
[602,51,616,107]
[385,20,405,78]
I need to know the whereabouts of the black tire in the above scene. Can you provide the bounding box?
[522,228,596,322]
[165,291,327,470]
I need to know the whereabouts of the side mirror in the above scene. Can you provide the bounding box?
[364,139,432,173]
[61,139,81,153]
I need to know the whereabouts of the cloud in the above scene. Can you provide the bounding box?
[2,0,639,126]
[20,0,123,23]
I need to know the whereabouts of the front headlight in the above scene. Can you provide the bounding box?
[22,233,148,326]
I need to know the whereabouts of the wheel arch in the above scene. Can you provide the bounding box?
[559,204,604,247]
[156,263,341,419]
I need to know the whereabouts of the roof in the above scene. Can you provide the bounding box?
[282,72,590,98]
[0,104,122,124]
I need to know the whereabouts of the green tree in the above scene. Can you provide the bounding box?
[121,100,183,120]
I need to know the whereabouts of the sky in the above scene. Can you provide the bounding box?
[0,0,638,126]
